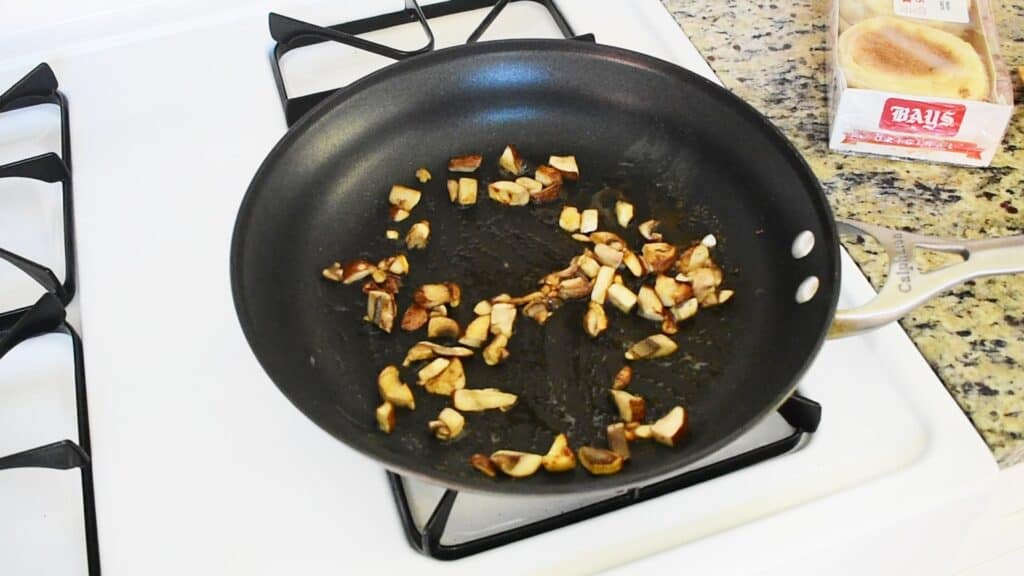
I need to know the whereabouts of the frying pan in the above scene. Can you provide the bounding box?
[231,39,1024,495]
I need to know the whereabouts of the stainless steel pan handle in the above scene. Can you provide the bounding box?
[829,219,1024,339]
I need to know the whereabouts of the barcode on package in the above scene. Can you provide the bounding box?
[892,0,970,23]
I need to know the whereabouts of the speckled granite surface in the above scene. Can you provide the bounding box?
[660,0,1024,466]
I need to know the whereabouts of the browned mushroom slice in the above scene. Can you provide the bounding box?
[488,180,530,206]
[637,285,664,321]
[377,365,414,409]
[427,316,460,340]
[607,423,631,460]
[559,206,581,232]
[522,300,552,325]
[671,298,699,322]
[457,177,478,206]
[579,209,599,234]
[638,219,662,241]
[633,424,653,439]
[376,402,395,434]
[530,182,562,204]
[614,200,634,228]
[415,167,431,183]
[677,244,710,274]
[470,453,497,477]
[498,144,525,175]
[557,276,592,300]
[449,154,483,173]
[613,365,633,390]
[379,254,409,276]
[584,301,609,338]
[625,334,678,360]
[402,343,435,366]
[417,358,451,385]
[548,155,579,180]
[489,302,517,337]
[535,164,563,187]
[607,284,637,313]
[482,334,511,366]
[642,242,678,273]
[610,389,646,423]
[453,388,517,411]
[691,265,724,304]
[622,250,646,277]
[661,312,679,335]
[389,184,421,212]
[490,450,543,478]
[422,357,466,396]
[459,315,491,348]
[593,243,624,269]
[405,220,430,250]
[654,274,693,307]
[365,290,397,333]
[651,406,688,447]
[428,407,465,440]
[541,433,577,472]
[515,176,542,193]
[401,304,429,332]
[413,284,452,309]
[578,446,624,475]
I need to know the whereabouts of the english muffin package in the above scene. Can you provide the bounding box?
[828,0,1014,166]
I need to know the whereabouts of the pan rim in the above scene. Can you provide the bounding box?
[230,38,841,496]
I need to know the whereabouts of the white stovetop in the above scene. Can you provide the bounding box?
[0,2,998,575]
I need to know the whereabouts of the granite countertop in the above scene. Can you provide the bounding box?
[661,0,1024,467]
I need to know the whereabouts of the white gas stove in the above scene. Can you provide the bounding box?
[0,1,998,575]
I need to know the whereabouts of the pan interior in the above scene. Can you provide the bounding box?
[232,41,838,495]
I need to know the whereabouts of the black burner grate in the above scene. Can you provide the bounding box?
[0,63,99,575]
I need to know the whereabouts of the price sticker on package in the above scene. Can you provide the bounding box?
[893,0,970,23]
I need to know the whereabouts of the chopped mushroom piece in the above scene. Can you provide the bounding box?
[489,302,517,337]
[677,244,710,273]
[365,290,397,333]
[651,406,688,447]
[541,433,577,472]
[457,177,478,206]
[447,179,458,202]
[427,316,460,339]
[413,284,452,309]
[429,407,465,440]
[661,313,679,335]
[447,283,462,307]
[449,154,483,173]
[691,266,723,304]
[522,300,552,325]
[579,209,599,234]
[654,274,693,307]
[415,167,431,183]
[557,276,592,300]
[386,229,400,240]
[671,298,699,322]
[571,233,592,243]
[515,176,542,193]
[378,365,414,409]
[417,357,451,385]
[622,250,646,277]
[633,424,653,439]
[548,155,579,180]
[641,243,678,274]
[583,301,608,338]
[378,254,409,276]
[607,283,638,313]
[638,219,662,241]
[488,180,530,206]
[589,231,626,248]
[578,446,624,475]
[429,305,448,318]
[610,389,646,423]
[473,300,492,316]
[422,357,466,396]
[405,220,430,250]
[490,450,543,478]
[607,423,631,460]
[530,182,562,204]
[578,252,601,278]
[389,185,422,212]
[593,243,624,269]
[612,365,633,390]
[402,343,435,366]
[459,315,491,348]
[636,285,664,321]
[471,453,498,477]
[559,206,581,232]
[614,200,634,228]
[401,304,429,331]
[482,334,510,366]
[498,145,525,175]
[402,341,474,365]
[625,334,678,360]
[376,402,395,434]
[717,289,735,304]
[535,165,563,187]
[591,266,615,304]
[329,260,376,284]
[453,387,517,411]
[390,206,410,222]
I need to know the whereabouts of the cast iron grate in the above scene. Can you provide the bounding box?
[0,63,99,575]
[268,0,593,126]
